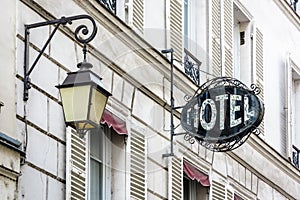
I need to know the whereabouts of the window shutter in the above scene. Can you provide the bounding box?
[66,127,88,200]
[253,27,264,135]
[211,180,235,200]
[170,0,183,61]
[225,184,234,200]
[130,131,146,200]
[211,180,226,200]
[286,55,293,157]
[224,0,234,77]
[132,0,144,34]
[169,156,183,200]
[211,0,222,77]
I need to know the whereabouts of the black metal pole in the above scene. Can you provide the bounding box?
[162,48,175,157]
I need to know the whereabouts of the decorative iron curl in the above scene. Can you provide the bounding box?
[61,15,98,44]
[184,94,192,102]
[195,132,252,152]
[23,14,98,102]
[250,84,261,95]
[184,133,195,144]
[193,77,251,98]
[250,127,261,136]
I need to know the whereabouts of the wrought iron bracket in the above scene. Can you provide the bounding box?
[184,48,202,85]
[161,48,175,157]
[23,15,97,101]
[161,48,196,158]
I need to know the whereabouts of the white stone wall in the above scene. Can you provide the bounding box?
[0,0,22,198]
[0,0,17,138]
[241,0,300,154]
[11,0,300,199]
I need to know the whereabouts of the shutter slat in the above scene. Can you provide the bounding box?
[255,28,264,134]
[130,131,146,200]
[66,127,87,200]
[170,157,182,200]
[211,180,226,200]
[133,0,144,32]
[212,0,222,76]
[224,0,233,77]
[170,0,183,61]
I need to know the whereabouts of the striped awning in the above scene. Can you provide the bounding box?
[183,160,210,186]
[100,109,128,135]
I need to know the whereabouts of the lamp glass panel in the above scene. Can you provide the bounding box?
[59,85,91,123]
[88,87,108,125]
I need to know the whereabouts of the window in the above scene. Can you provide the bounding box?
[233,3,251,81]
[183,161,210,200]
[183,176,209,200]
[89,125,127,200]
[66,111,128,199]
[89,126,111,200]
[183,0,207,63]
[287,56,300,168]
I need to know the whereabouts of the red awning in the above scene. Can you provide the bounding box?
[100,110,128,135]
[183,161,210,186]
[234,194,243,200]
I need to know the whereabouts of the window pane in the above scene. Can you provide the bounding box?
[183,175,208,200]
[90,129,103,160]
[90,158,102,200]
[184,0,189,48]
[183,176,190,200]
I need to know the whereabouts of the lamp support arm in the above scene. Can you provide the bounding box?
[23,15,97,101]
[162,48,175,158]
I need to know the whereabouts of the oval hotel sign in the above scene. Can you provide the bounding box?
[181,77,264,144]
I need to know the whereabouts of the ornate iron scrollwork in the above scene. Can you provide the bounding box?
[250,84,261,95]
[181,77,264,152]
[23,15,98,101]
[184,133,195,144]
[98,0,117,14]
[184,48,202,85]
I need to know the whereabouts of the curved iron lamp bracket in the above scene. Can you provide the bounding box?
[23,14,97,101]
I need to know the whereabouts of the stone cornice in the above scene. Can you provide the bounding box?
[248,134,300,182]
[229,134,300,199]
[273,0,300,31]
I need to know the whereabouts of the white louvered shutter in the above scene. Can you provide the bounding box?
[66,127,88,200]
[253,27,264,135]
[169,156,183,200]
[130,131,146,200]
[210,180,226,200]
[286,55,293,157]
[211,0,222,77]
[170,0,183,61]
[132,0,144,34]
[224,0,234,77]
[225,184,234,200]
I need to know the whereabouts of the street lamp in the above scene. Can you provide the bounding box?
[56,61,111,131]
[23,15,111,133]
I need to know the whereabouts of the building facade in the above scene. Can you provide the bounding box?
[0,0,300,199]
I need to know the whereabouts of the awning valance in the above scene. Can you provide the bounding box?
[183,160,210,186]
[100,110,128,135]
[234,194,243,200]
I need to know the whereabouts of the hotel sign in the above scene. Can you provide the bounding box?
[181,77,264,147]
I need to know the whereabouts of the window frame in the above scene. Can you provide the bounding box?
[88,125,112,200]
[183,175,209,200]
[287,55,300,168]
